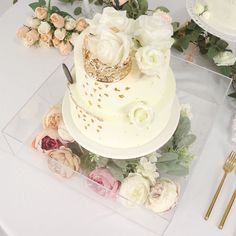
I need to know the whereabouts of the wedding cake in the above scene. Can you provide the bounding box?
[66,7,178,149]
[196,0,236,34]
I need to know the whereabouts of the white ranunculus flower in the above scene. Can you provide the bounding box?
[65,17,76,31]
[54,28,66,41]
[26,17,40,29]
[194,2,205,15]
[135,46,168,76]
[119,173,150,208]
[213,51,236,66]
[146,179,179,213]
[87,28,131,66]
[136,157,159,185]
[134,13,174,49]
[128,102,154,126]
[87,7,134,34]
[38,21,51,35]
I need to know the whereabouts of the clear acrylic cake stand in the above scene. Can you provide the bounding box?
[1,55,231,235]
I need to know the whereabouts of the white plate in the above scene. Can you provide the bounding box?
[62,92,180,159]
[186,0,236,42]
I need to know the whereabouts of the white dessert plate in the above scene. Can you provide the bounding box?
[62,92,180,159]
[186,0,236,42]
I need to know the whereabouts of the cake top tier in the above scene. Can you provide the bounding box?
[79,7,174,83]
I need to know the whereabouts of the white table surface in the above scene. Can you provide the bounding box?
[0,1,236,236]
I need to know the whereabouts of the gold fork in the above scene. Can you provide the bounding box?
[204,151,236,220]
[218,189,236,229]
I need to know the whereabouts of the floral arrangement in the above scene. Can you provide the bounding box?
[16,0,88,55]
[31,103,196,213]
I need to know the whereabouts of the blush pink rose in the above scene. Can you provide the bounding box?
[88,168,120,197]
[23,29,39,46]
[112,0,128,6]
[75,18,89,32]
[32,128,64,153]
[16,26,30,40]
[59,41,72,56]
[40,32,52,43]
[35,7,48,20]
[50,13,65,29]
[52,37,61,48]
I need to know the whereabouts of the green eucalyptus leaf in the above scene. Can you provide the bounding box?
[107,162,124,181]
[96,157,109,168]
[172,22,180,32]
[219,66,232,77]
[167,165,189,176]
[156,152,178,163]
[112,159,128,169]
[216,39,228,50]
[38,0,46,6]
[207,46,219,59]
[229,92,236,98]
[177,134,196,148]
[178,36,191,50]
[137,0,148,13]
[155,163,169,173]
[155,6,170,13]
[74,7,82,15]
[174,116,191,140]
[29,2,41,11]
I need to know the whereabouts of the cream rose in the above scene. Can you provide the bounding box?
[16,26,30,40]
[135,46,167,76]
[35,7,48,20]
[146,179,179,213]
[128,102,154,126]
[50,13,65,29]
[65,17,76,30]
[87,28,130,66]
[75,18,89,32]
[134,14,174,49]
[213,51,236,66]
[43,105,62,129]
[39,40,51,48]
[119,173,150,208]
[38,21,51,35]
[26,17,40,29]
[59,41,73,56]
[23,29,39,46]
[88,7,134,34]
[154,9,172,24]
[54,28,66,41]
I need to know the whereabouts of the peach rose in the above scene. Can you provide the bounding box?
[112,0,128,6]
[48,146,80,178]
[42,105,62,129]
[52,37,61,48]
[32,128,64,153]
[40,32,52,43]
[16,26,30,40]
[59,41,72,56]
[23,29,39,46]
[35,7,48,20]
[50,13,65,28]
[75,18,88,32]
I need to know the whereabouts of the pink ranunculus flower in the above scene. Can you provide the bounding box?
[88,168,120,197]
[32,128,64,153]
[35,7,48,20]
[16,26,30,40]
[112,0,128,6]
[59,41,73,56]
[50,13,65,29]
[75,18,89,32]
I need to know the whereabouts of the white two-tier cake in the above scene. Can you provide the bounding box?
[63,7,180,155]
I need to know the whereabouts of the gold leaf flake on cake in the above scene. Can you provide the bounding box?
[114,88,121,92]
[93,88,97,92]
[91,118,94,123]
[125,87,130,90]
[119,95,125,98]
[97,104,102,109]
[104,93,109,97]
[88,100,92,106]
[98,98,101,102]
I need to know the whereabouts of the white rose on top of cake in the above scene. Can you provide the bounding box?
[65,7,179,149]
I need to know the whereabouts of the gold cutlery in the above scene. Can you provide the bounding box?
[204,151,236,220]
[218,189,236,229]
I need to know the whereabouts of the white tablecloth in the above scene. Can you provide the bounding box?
[0,1,235,236]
